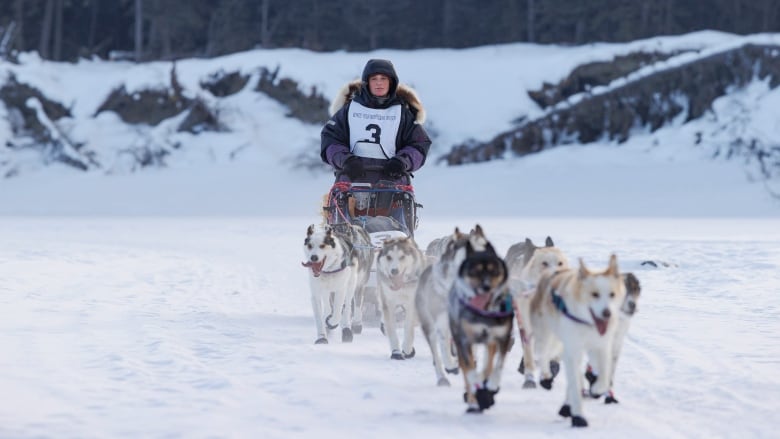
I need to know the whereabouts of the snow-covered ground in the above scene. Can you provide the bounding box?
[1,216,779,438]
[1,30,780,437]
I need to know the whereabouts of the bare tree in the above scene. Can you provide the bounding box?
[39,0,54,58]
[135,0,143,61]
[53,0,63,60]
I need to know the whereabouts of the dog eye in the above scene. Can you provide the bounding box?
[557,261,563,266]
[399,255,405,261]
[307,244,312,249]
[386,256,393,261]
[591,291,599,298]
[610,291,615,298]
[541,261,549,268]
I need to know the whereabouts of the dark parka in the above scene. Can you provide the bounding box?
[320,59,431,184]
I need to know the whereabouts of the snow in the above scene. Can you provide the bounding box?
[1,31,780,438]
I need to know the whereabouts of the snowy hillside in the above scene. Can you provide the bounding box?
[0,30,779,216]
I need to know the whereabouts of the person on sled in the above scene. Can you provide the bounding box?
[321,59,431,232]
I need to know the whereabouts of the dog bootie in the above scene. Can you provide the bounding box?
[403,348,415,359]
[342,327,353,343]
[390,350,404,360]
[475,388,497,410]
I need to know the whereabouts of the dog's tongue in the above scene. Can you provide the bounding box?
[590,309,609,336]
[469,294,491,311]
[391,275,405,290]
[301,257,326,277]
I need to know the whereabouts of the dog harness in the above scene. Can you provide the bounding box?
[458,294,514,319]
[550,288,592,326]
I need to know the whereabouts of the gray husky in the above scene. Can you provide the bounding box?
[376,236,427,360]
[416,226,487,386]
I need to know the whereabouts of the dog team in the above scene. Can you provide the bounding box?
[301,222,642,427]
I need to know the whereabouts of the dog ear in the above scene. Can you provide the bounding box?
[578,258,589,280]
[607,254,620,278]
[307,224,314,237]
[484,241,498,256]
[545,236,554,247]
[525,237,533,246]
[472,224,484,237]
[624,272,641,295]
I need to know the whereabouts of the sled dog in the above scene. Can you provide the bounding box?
[416,226,488,386]
[510,240,570,388]
[376,236,427,359]
[302,223,372,344]
[586,272,641,404]
[448,234,513,413]
[524,255,626,427]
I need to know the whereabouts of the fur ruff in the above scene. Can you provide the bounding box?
[329,80,427,124]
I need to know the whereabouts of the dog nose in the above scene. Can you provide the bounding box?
[391,268,399,276]
[602,309,611,319]
[627,302,636,313]
[310,255,319,262]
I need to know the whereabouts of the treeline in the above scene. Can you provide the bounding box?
[0,0,778,62]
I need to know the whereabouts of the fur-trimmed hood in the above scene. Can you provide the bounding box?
[328,80,427,125]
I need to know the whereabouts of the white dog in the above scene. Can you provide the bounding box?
[302,224,372,344]
[586,272,641,404]
[376,236,427,359]
[523,254,626,427]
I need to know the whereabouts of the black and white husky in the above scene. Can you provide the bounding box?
[448,233,513,414]
[302,223,372,344]
[376,236,427,360]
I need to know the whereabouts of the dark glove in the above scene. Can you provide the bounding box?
[342,156,365,179]
[382,157,407,178]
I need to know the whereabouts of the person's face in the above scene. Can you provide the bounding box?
[368,74,390,97]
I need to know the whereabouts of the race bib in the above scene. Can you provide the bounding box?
[348,102,402,159]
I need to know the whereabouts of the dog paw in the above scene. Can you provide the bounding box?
[605,395,619,404]
[390,351,404,360]
[571,416,588,427]
[445,367,459,375]
[436,377,450,387]
[314,337,328,345]
[522,379,536,389]
[341,327,353,343]
[517,358,525,374]
[558,404,571,418]
[325,315,338,330]
[403,348,415,359]
[475,388,496,410]
[539,378,553,390]
[351,323,362,335]
[550,360,560,378]
[465,406,483,414]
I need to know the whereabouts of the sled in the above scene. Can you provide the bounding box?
[324,180,421,325]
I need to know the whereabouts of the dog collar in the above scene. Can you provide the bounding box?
[301,259,348,276]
